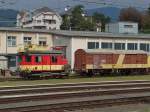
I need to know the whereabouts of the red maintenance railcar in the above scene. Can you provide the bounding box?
[17,45,69,78]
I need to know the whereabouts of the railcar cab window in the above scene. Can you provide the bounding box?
[35,56,42,63]
[25,55,31,62]
[51,55,57,63]
[88,42,99,49]
[18,56,22,63]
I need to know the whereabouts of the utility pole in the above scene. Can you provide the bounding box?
[65,5,71,31]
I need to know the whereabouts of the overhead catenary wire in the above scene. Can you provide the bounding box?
[69,0,148,10]
[0,0,18,7]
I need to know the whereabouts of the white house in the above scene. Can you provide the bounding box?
[105,22,138,34]
[17,7,62,30]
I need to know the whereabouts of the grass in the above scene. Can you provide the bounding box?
[1,74,150,87]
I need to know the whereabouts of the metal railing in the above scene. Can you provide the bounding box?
[17,44,49,53]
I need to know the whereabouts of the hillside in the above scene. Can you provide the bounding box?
[86,7,121,22]
[0,9,18,27]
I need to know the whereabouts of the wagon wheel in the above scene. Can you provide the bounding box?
[64,64,71,75]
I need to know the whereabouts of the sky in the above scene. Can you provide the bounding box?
[0,0,150,11]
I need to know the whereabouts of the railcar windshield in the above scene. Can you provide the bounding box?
[25,55,32,62]
[35,56,42,63]
[18,55,22,63]
[51,55,57,63]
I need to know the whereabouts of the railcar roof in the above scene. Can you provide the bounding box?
[0,27,150,39]
[84,49,148,54]
[18,50,63,55]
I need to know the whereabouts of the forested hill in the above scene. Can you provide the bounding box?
[86,7,121,22]
[0,9,18,27]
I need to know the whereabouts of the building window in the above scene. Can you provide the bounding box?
[44,20,56,24]
[101,42,112,49]
[37,20,41,23]
[140,43,149,52]
[87,42,99,49]
[24,37,32,45]
[35,56,42,63]
[7,36,16,47]
[50,20,56,24]
[8,56,16,67]
[114,43,125,50]
[127,43,137,50]
[124,25,133,28]
[39,37,47,46]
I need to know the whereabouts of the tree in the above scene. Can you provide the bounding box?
[61,5,110,31]
[141,14,150,30]
[60,14,71,30]
[148,6,150,15]
[70,5,84,30]
[119,7,142,29]
[79,18,95,31]
[61,5,95,31]
[141,6,150,31]
[93,12,110,31]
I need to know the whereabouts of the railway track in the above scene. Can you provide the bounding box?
[0,80,150,112]
[1,80,150,95]
[1,80,149,90]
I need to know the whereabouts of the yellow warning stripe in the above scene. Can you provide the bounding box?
[86,64,148,69]
[116,54,125,67]
[20,65,64,71]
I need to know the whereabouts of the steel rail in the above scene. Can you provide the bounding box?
[1,87,150,104]
[0,93,150,112]
[0,80,149,90]
[1,82,150,95]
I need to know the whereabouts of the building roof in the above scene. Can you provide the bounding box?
[84,49,147,54]
[107,21,138,24]
[32,7,56,15]
[18,50,63,55]
[32,7,62,20]
[51,30,146,39]
[0,27,150,39]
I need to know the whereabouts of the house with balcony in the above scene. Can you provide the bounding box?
[17,7,62,30]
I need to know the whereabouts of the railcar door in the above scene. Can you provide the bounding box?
[93,55,100,69]
[50,55,58,71]
[42,55,50,72]
[34,55,42,71]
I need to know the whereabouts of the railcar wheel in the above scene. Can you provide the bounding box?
[87,70,94,77]
[64,64,71,74]
[79,71,87,76]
